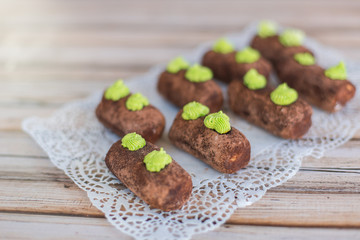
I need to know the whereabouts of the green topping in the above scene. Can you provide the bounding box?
[204,111,231,134]
[144,148,172,172]
[126,93,149,111]
[166,56,190,74]
[104,80,130,101]
[270,83,298,106]
[294,52,315,66]
[279,29,305,47]
[324,61,347,80]
[121,132,146,151]
[258,20,277,38]
[182,101,210,120]
[185,64,213,82]
[243,69,267,90]
[235,47,261,64]
[212,38,235,54]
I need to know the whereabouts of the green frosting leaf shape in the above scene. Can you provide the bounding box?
[243,68,267,90]
[279,29,305,47]
[143,147,172,172]
[104,80,130,101]
[212,38,234,54]
[166,56,190,74]
[294,52,315,66]
[235,47,261,64]
[126,93,149,111]
[204,111,231,134]
[270,83,298,106]
[324,61,347,80]
[258,20,277,38]
[185,64,213,82]
[182,101,210,120]
[121,132,146,151]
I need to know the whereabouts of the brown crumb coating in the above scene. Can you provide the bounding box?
[168,110,251,174]
[157,70,223,112]
[202,50,272,83]
[96,95,165,143]
[229,55,272,81]
[201,50,236,83]
[228,80,312,139]
[105,140,193,211]
[250,35,313,65]
[275,57,356,112]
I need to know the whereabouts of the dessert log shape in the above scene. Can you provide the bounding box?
[96,80,165,143]
[251,22,356,112]
[228,80,312,139]
[157,64,223,112]
[105,135,192,211]
[169,107,251,174]
[276,58,356,112]
[201,39,272,84]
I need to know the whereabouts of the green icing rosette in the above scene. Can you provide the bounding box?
[243,69,267,90]
[212,38,235,54]
[121,132,146,151]
[294,52,315,66]
[270,83,298,106]
[166,56,190,74]
[104,80,130,101]
[143,147,172,172]
[324,61,347,80]
[279,29,305,47]
[204,111,231,134]
[258,20,277,38]
[185,64,213,83]
[181,101,210,120]
[235,47,261,64]
[126,93,149,111]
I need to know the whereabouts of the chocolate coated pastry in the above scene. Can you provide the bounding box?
[157,68,223,112]
[169,104,251,174]
[96,80,165,143]
[105,135,192,211]
[276,58,356,112]
[228,80,312,139]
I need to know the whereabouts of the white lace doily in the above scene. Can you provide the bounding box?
[22,23,360,240]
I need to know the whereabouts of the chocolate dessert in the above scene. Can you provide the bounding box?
[169,102,251,174]
[276,57,356,112]
[228,73,312,139]
[251,35,313,66]
[250,21,313,65]
[250,21,356,112]
[157,58,223,112]
[201,38,236,83]
[201,39,272,83]
[106,133,192,211]
[96,80,165,143]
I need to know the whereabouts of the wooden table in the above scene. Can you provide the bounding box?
[1,0,360,239]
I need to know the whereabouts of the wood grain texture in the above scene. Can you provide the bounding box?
[1,213,360,240]
[1,0,360,239]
